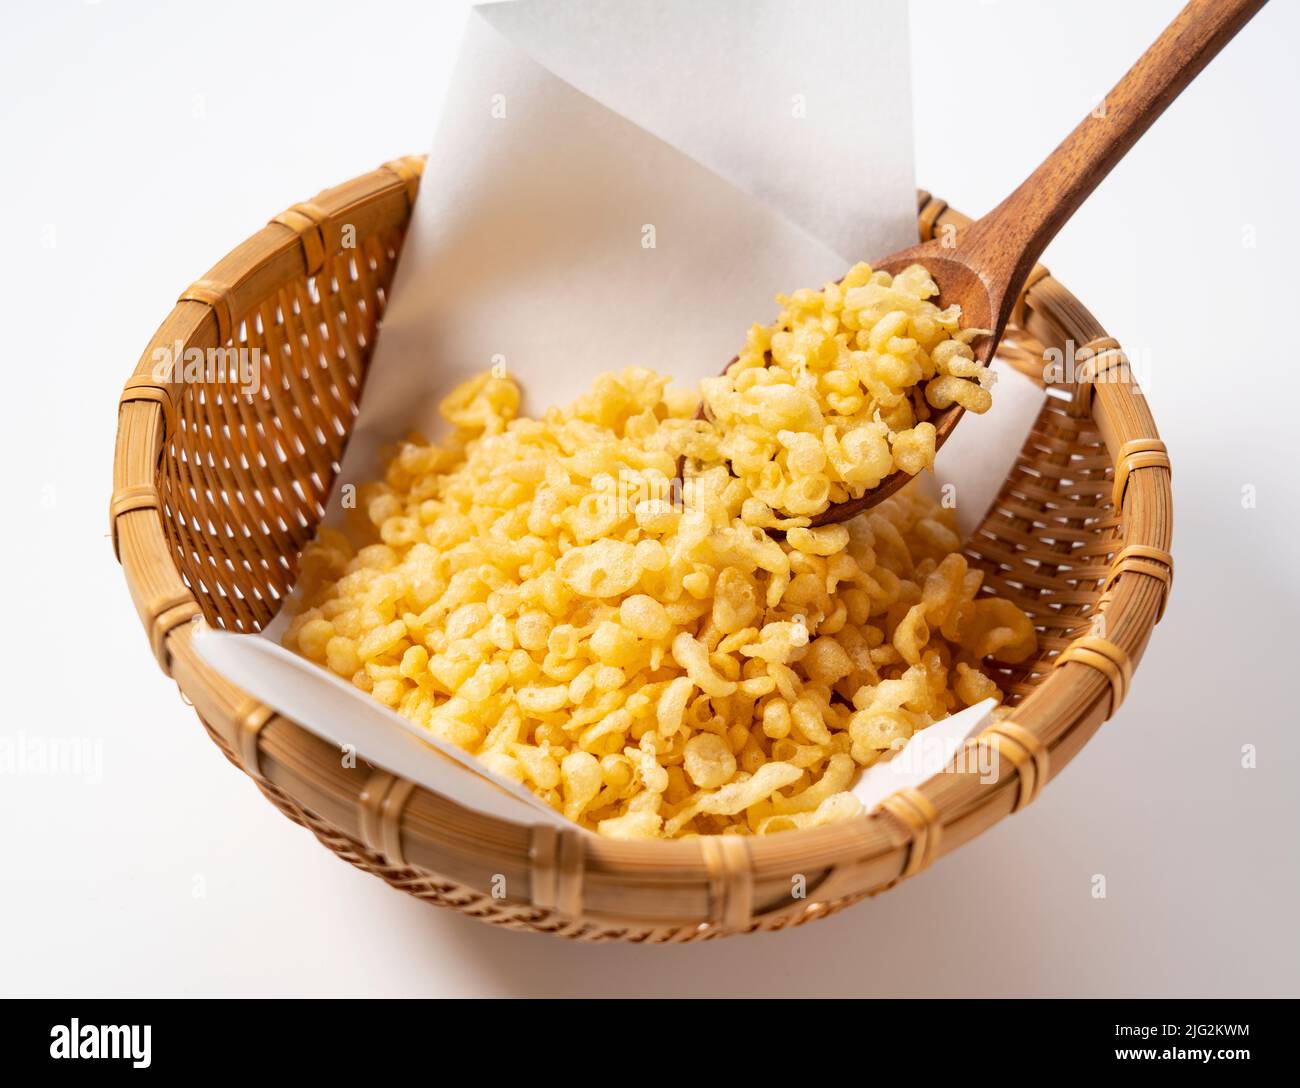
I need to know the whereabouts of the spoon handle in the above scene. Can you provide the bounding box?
[963,0,1268,324]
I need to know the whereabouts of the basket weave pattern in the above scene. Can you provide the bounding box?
[113,159,1172,940]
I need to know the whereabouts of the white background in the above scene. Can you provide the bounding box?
[1,0,1296,997]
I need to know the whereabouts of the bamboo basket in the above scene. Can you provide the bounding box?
[112,157,1173,941]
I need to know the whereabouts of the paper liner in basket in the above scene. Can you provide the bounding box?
[195,0,1046,832]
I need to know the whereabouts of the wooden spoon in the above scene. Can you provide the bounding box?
[705,0,1266,527]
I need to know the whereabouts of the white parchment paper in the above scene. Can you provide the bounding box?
[195,0,1046,832]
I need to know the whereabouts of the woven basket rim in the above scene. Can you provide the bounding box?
[112,157,1173,935]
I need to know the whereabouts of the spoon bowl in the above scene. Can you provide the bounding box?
[804,247,999,525]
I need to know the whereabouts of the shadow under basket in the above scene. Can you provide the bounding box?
[112,157,1173,942]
